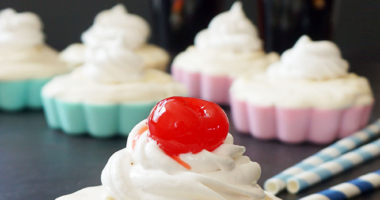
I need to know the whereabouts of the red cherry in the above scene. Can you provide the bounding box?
[148,97,229,156]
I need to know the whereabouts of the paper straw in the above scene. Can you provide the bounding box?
[264,119,380,194]
[300,170,380,200]
[287,139,380,194]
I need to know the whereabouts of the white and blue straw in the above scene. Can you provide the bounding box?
[264,119,380,194]
[300,170,380,200]
[287,139,380,194]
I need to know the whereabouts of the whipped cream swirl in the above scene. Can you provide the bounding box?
[81,4,150,50]
[0,8,44,49]
[194,1,262,52]
[267,35,349,80]
[101,120,266,200]
[81,36,144,83]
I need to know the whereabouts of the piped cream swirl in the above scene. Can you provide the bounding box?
[81,4,150,50]
[194,1,262,52]
[101,120,267,200]
[81,36,144,83]
[0,8,69,81]
[230,36,373,109]
[0,8,44,49]
[267,35,349,80]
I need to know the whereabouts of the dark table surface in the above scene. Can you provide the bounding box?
[1,62,380,200]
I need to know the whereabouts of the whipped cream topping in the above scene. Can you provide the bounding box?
[230,36,373,109]
[173,46,279,77]
[42,68,187,104]
[81,37,144,83]
[59,43,86,68]
[173,1,277,77]
[81,4,150,50]
[135,44,170,71]
[45,11,183,104]
[60,4,169,72]
[0,45,70,81]
[60,43,170,71]
[0,8,69,81]
[267,36,349,80]
[0,8,44,49]
[194,1,262,52]
[231,73,373,109]
[101,120,267,200]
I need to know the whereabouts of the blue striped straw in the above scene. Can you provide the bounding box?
[264,119,380,194]
[287,139,380,194]
[300,170,380,200]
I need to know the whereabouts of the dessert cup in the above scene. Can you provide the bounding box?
[0,9,69,111]
[0,78,51,111]
[231,97,373,144]
[172,2,279,105]
[42,34,186,137]
[230,36,374,144]
[42,68,186,138]
[42,97,157,137]
[60,4,170,71]
[56,97,281,200]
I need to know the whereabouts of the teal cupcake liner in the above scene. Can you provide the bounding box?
[42,96,157,138]
[0,78,51,111]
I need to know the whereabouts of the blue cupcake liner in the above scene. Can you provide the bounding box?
[42,96,157,138]
[0,78,51,111]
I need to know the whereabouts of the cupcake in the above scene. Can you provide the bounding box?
[56,97,281,200]
[230,36,374,144]
[171,2,279,105]
[0,8,69,111]
[42,36,186,138]
[60,4,170,71]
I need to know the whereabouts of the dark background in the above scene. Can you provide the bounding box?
[0,0,379,62]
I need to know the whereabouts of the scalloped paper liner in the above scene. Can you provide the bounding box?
[0,78,51,111]
[230,96,373,144]
[42,96,157,138]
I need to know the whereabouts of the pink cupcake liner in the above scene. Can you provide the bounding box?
[172,67,201,98]
[172,67,233,105]
[230,96,373,144]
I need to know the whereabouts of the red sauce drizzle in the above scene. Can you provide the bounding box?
[170,155,191,170]
[132,124,148,150]
[131,123,191,170]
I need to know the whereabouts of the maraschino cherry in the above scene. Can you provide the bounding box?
[148,97,229,156]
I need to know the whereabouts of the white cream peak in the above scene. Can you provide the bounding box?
[81,35,144,83]
[194,1,262,52]
[81,4,150,50]
[0,8,44,48]
[267,35,349,80]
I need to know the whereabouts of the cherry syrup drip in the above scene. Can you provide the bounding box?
[132,123,148,150]
[132,123,191,169]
